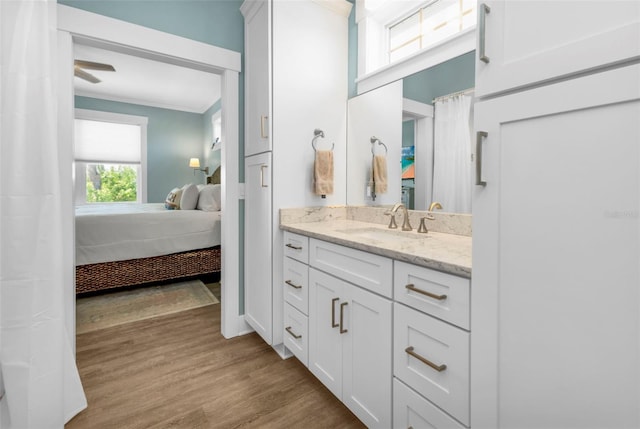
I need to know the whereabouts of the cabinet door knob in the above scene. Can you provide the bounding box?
[331,298,339,328]
[339,302,348,334]
[405,346,447,372]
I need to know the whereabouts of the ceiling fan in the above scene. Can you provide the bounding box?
[74,60,115,84]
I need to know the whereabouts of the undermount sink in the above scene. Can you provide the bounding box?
[336,227,425,243]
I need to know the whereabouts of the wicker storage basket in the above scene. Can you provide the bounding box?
[76,246,221,294]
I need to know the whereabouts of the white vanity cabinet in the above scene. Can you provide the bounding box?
[282,232,310,366]
[241,0,350,348]
[473,3,640,427]
[393,261,471,427]
[475,0,640,98]
[281,230,472,428]
[308,239,392,429]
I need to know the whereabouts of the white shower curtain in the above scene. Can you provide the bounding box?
[1,1,86,427]
[432,94,472,214]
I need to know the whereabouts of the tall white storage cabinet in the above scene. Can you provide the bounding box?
[244,152,272,341]
[472,2,640,428]
[241,0,350,347]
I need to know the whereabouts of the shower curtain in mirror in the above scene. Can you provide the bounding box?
[1,1,87,427]
[432,94,472,214]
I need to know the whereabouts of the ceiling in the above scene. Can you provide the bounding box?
[73,43,221,114]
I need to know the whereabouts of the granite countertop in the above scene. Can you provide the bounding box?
[280,218,472,278]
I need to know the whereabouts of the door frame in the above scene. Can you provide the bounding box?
[57,4,245,344]
[402,98,434,210]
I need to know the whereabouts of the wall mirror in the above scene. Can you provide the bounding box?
[346,52,475,214]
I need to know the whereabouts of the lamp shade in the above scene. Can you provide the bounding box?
[189,158,200,168]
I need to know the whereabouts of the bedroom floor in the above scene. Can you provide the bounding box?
[66,281,364,429]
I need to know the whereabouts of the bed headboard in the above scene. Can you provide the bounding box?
[207,166,221,185]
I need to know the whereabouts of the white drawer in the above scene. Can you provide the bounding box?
[393,378,466,429]
[284,302,308,367]
[394,261,470,330]
[283,257,309,315]
[284,231,309,264]
[394,303,470,426]
[309,238,392,298]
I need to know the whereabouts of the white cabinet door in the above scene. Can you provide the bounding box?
[308,268,343,399]
[244,152,272,344]
[243,0,270,156]
[476,0,640,98]
[342,281,392,429]
[472,64,640,429]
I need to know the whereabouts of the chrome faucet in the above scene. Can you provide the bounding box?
[389,203,413,231]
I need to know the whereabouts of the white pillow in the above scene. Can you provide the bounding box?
[165,187,183,209]
[197,184,221,211]
[180,183,199,210]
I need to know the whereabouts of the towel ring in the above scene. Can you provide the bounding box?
[371,136,388,155]
[312,129,334,151]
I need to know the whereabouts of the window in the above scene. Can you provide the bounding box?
[74,109,148,205]
[388,0,477,64]
[356,0,476,93]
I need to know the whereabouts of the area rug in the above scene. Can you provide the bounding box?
[76,280,219,334]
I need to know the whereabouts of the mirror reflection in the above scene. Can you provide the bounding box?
[347,52,475,214]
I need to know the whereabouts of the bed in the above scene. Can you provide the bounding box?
[75,183,222,294]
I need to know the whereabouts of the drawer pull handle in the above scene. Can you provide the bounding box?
[286,243,302,250]
[331,298,339,328]
[405,346,447,372]
[406,284,447,301]
[260,115,269,139]
[339,302,348,334]
[285,326,301,339]
[476,131,488,186]
[285,280,302,289]
[479,3,490,63]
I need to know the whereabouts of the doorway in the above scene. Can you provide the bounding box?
[57,4,243,349]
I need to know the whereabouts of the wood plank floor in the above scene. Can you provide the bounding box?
[66,298,365,429]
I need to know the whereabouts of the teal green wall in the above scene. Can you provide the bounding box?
[403,51,476,104]
[76,96,208,203]
[59,0,243,52]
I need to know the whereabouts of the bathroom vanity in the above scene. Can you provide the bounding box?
[280,206,471,428]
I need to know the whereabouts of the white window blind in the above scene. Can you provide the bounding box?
[74,119,141,164]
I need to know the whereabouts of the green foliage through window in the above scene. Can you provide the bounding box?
[86,164,137,202]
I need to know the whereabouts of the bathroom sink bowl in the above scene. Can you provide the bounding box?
[337,227,425,243]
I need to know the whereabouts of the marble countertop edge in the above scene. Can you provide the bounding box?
[280,220,472,279]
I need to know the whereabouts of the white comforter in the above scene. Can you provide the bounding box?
[75,203,221,266]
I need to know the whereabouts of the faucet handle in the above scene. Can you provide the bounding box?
[418,217,429,234]
[387,213,398,229]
